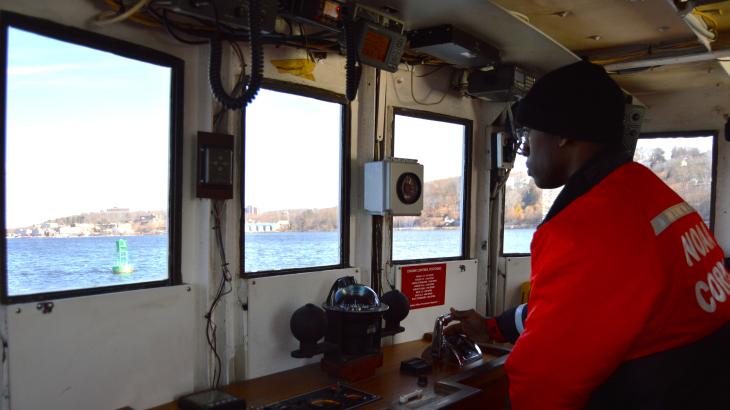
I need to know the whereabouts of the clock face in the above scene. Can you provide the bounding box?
[396,172,422,205]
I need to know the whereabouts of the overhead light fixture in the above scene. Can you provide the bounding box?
[588,35,602,41]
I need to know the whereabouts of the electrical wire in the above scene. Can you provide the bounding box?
[214,41,247,130]
[93,0,150,26]
[230,40,247,74]
[99,1,340,59]
[103,0,161,27]
[385,262,396,291]
[205,199,233,389]
[208,0,263,110]
[409,64,448,106]
[684,12,717,41]
[691,9,719,40]
[161,9,209,45]
[416,65,446,78]
[299,23,316,62]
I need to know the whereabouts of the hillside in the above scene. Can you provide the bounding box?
[248,176,473,231]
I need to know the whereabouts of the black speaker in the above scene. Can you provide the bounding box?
[290,303,327,358]
[381,289,410,334]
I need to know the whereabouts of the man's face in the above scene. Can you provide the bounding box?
[523,128,569,189]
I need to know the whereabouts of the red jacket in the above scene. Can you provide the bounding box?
[505,161,730,410]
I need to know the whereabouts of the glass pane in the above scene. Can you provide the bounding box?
[503,155,560,254]
[634,136,713,224]
[244,89,342,272]
[392,115,466,260]
[5,28,172,296]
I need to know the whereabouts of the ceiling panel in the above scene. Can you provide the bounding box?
[485,0,730,103]
[611,59,729,94]
[489,0,695,51]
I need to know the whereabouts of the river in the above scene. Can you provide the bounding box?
[6,229,535,296]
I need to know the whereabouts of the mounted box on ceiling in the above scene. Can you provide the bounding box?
[408,24,500,68]
[364,158,424,216]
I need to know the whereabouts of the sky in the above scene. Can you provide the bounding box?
[5,27,172,228]
[244,92,467,213]
[244,89,342,213]
[393,114,465,182]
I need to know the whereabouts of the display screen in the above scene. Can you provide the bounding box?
[361,29,391,63]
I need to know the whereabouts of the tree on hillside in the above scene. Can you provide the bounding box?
[649,148,666,168]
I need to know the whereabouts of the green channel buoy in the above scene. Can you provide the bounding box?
[112,239,134,274]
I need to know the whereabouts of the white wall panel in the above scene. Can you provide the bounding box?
[391,260,478,344]
[6,285,195,410]
[500,257,531,313]
[245,268,360,379]
[0,1,208,408]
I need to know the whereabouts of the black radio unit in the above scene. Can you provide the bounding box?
[409,24,499,68]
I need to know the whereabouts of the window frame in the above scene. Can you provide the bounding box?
[0,11,184,304]
[499,187,533,258]
[240,79,351,278]
[499,153,539,257]
[636,130,718,232]
[390,107,473,265]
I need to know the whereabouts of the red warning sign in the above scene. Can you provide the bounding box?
[401,263,446,310]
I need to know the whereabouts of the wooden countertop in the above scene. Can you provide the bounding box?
[150,339,507,410]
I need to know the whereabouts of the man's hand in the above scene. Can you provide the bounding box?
[444,308,491,343]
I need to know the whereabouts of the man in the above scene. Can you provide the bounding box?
[449,61,730,409]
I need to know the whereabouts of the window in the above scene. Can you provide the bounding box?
[392,111,471,261]
[502,132,718,254]
[503,155,560,254]
[243,85,348,275]
[634,133,716,227]
[1,12,183,303]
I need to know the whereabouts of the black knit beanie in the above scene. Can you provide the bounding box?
[515,60,625,144]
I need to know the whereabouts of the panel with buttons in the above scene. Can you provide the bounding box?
[197,131,234,199]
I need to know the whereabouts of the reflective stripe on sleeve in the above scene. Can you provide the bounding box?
[651,201,694,235]
[515,303,526,335]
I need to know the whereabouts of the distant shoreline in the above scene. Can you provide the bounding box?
[6,232,166,239]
